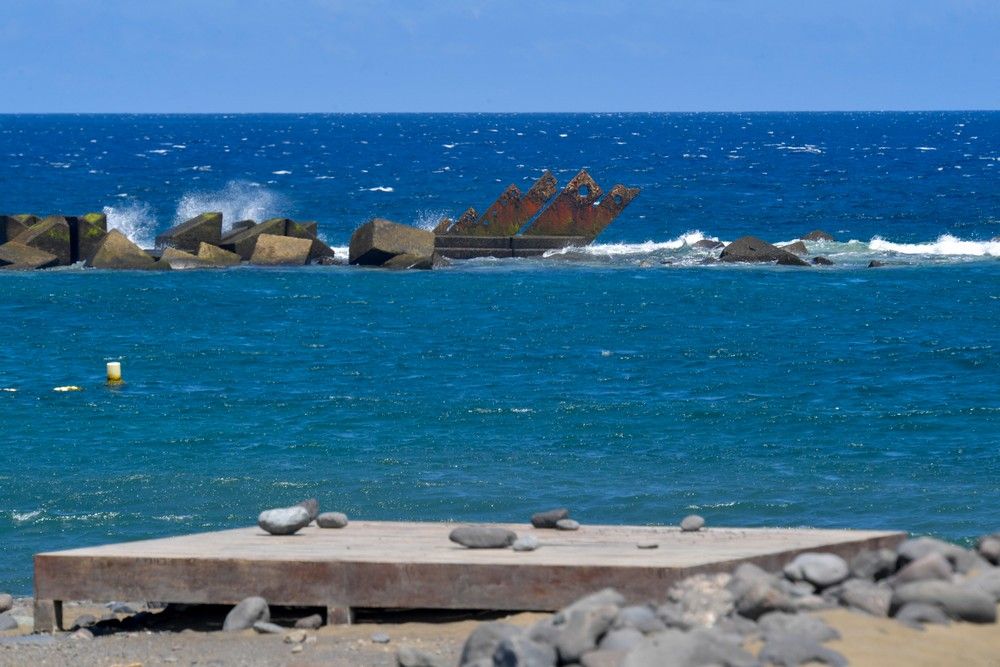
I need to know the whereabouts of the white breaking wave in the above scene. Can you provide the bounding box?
[174,180,286,231]
[869,235,1000,256]
[103,201,158,248]
[550,231,714,256]
[412,210,451,231]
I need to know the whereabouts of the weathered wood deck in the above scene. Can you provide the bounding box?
[34,521,905,631]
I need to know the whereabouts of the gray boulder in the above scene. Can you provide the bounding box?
[598,627,644,652]
[894,602,951,627]
[220,217,286,260]
[555,589,626,624]
[493,634,557,667]
[836,578,892,616]
[555,604,618,663]
[613,605,666,634]
[728,564,795,620]
[891,580,996,623]
[893,551,953,585]
[783,553,849,589]
[449,526,517,549]
[257,506,312,535]
[250,234,312,266]
[459,622,523,665]
[680,515,705,532]
[757,612,839,643]
[963,567,1000,602]
[155,212,223,252]
[297,498,319,522]
[693,239,724,250]
[294,614,323,629]
[719,236,809,267]
[531,508,569,529]
[0,613,18,631]
[779,240,808,255]
[0,594,11,614]
[349,218,434,267]
[849,548,897,581]
[622,628,758,667]
[397,645,447,667]
[86,230,159,270]
[811,256,833,266]
[15,216,72,265]
[317,512,349,529]
[0,241,60,270]
[802,230,835,241]
[758,633,847,666]
[977,535,1000,565]
[896,536,987,574]
[223,596,269,631]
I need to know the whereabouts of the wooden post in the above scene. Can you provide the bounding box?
[326,604,352,626]
[33,599,62,633]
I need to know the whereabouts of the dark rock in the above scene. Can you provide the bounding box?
[598,627,644,651]
[220,217,287,260]
[227,220,256,235]
[556,519,581,531]
[0,614,18,632]
[837,578,892,616]
[757,611,839,643]
[0,241,59,270]
[512,535,539,552]
[896,536,987,574]
[86,230,159,270]
[284,220,336,263]
[719,236,809,267]
[68,213,108,263]
[891,581,997,623]
[197,242,241,266]
[155,212,222,252]
[316,512,349,529]
[296,498,319,522]
[459,622,523,665]
[802,230,835,241]
[868,260,886,268]
[612,605,666,634]
[449,526,517,549]
[249,234,312,266]
[758,633,847,666]
[894,602,951,626]
[316,255,341,266]
[556,604,620,663]
[977,535,1000,564]
[531,509,569,529]
[0,214,38,244]
[811,256,833,266]
[372,632,391,644]
[850,548,898,581]
[693,239,724,250]
[493,634,557,667]
[893,552,953,585]
[252,621,285,634]
[349,218,434,267]
[396,645,447,667]
[0,595,11,614]
[779,240,808,255]
[680,515,704,532]
[15,216,72,265]
[622,628,758,667]
[257,506,312,535]
[727,564,795,620]
[783,553,849,589]
[223,596,269,631]
[294,614,323,629]
[382,252,433,270]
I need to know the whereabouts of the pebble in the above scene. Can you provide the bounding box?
[680,515,705,532]
[284,629,308,644]
[222,597,269,632]
[257,506,312,536]
[531,508,569,528]
[371,632,390,644]
[784,552,850,589]
[252,621,285,634]
[0,613,18,632]
[555,518,580,531]
[512,534,539,552]
[316,511,349,529]
[294,613,323,630]
[449,526,517,549]
[0,594,11,614]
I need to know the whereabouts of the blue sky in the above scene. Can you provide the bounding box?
[2,0,998,112]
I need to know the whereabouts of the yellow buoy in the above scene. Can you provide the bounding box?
[106,361,123,384]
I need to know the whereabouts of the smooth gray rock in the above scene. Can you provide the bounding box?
[776,579,815,598]
[894,602,951,627]
[757,611,840,643]
[528,617,561,646]
[252,621,285,634]
[317,512,349,529]
[0,595,11,614]
[896,536,987,574]
[223,597,270,631]
[294,613,323,629]
[728,568,796,621]
[459,622,523,665]
[296,498,319,521]
[493,634,557,667]
[893,551,953,585]
[449,526,517,549]
[784,553,849,589]
[531,508,569,529]
[597,627,644,651]
[556,519,580,531]
[372,632,391,644]
[758,633,847,666]
[396,645,447,667]
[977,536,1000,565]
[555,589,626,623]
[513,534,540,552]
[667,573,735,627]
[613,605,666,634]
[891,581,997,623]
[257,506,312,536]
[849,548,898,581]
[963,567,1000,602]
[622,628,758,667]
[555,604,618,663]
[0,614,17,632]
[837,578,892,616]
[680,515,705,532]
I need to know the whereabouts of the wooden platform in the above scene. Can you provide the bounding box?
[33,521,905,631]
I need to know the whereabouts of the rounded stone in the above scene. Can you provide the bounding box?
[531,508,569,529]
[258,506,312,536]
[784,553,850,589]
[449,526,517,549]
[680,515,705,532]
[0,594,12,614]
[316,512,349,529]
[371,632,391,644]
[556,518,581,531]
[512,535,539,552]
[0,614,18,632]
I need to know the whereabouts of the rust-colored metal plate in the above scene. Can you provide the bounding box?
[444,172,558,236]
[523,170,639,240]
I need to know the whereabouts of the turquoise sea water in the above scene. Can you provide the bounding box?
[1,113,999,593]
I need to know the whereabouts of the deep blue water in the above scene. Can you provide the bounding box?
[1,113,999,594]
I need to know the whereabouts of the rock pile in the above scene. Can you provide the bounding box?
[430,531,1000,667]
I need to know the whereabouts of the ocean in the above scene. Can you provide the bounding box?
[0,112,998,594]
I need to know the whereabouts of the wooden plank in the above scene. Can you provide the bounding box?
[34,522,905,618]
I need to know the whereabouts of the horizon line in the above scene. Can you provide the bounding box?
[0,108,999,116]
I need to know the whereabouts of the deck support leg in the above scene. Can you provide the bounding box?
[33,599,63,633]
[326,604,352,626]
